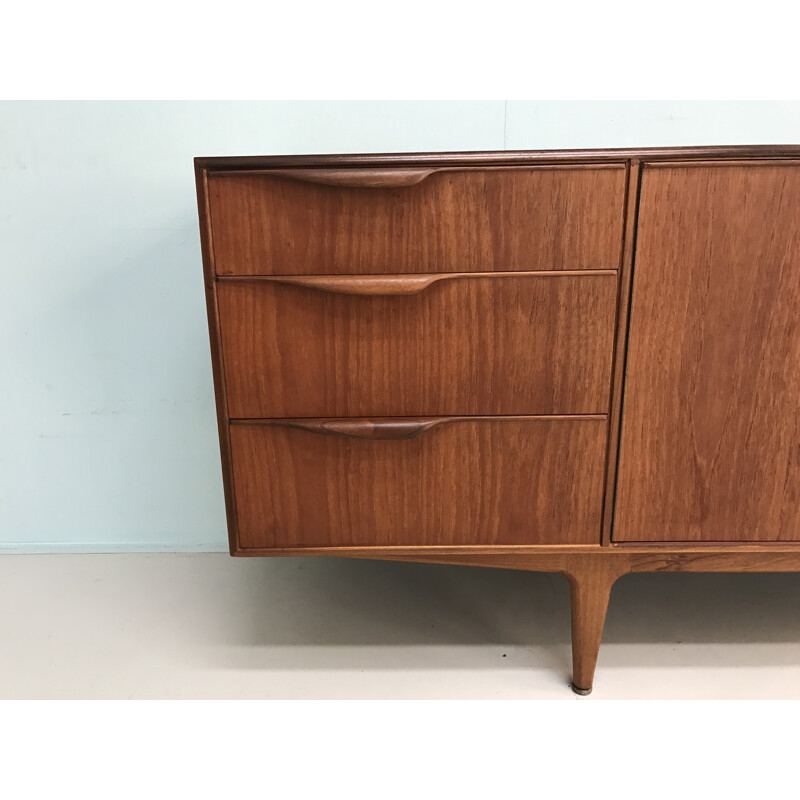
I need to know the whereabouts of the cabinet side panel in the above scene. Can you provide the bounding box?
[196,164,239,553]
[615,163,800,542]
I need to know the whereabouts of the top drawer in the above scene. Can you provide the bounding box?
[207,164,626,275]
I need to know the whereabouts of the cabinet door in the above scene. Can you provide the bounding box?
[614,163,800,542]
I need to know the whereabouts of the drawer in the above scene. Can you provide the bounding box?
[217,272,617,418]
[208,165,626,276]
[229,416,607,549]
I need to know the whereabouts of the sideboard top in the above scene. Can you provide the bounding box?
[195,144,800,171]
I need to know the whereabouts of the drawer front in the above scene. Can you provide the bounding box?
[217,273,617,418]
[208,165,626,276]
[230,417,607,549]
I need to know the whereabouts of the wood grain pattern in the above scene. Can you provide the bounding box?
[601,160,641,545]
[249,273,450,295]
[218,273,618,418]
[207,166,626,275]
[195,145,800,172]
[567,558,622,693]
[232,543,800,558]
[229,417,608,549]
[243,167,437,187]
[615,163,800,542]
[254,418,448,440]
[195,164,240,555]
[196,148,800,693]
[223,270,613,295]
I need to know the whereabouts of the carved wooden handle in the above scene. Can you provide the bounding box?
[228,271,617,295]
[264,275,450,296]
[269,418,446,440]
[263,167,436,188]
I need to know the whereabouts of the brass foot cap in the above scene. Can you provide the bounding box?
[571,682,592,696]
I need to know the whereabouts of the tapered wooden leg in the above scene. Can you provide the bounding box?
[566,559,624,695]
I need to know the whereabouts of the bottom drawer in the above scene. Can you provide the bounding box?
[229,416,607,549]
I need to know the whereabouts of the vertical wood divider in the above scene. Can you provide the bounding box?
[600,159,642,545]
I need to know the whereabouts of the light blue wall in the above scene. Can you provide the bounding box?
[2,101,800,552]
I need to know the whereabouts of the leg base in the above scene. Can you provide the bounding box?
[567,558,623,695]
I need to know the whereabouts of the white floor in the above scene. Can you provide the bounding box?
[1,553,799,699]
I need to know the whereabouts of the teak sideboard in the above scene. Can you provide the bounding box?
[195,145,800,694]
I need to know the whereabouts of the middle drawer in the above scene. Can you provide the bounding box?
[217,272,617,418]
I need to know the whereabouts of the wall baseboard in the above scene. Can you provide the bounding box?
[0,543,229,555]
